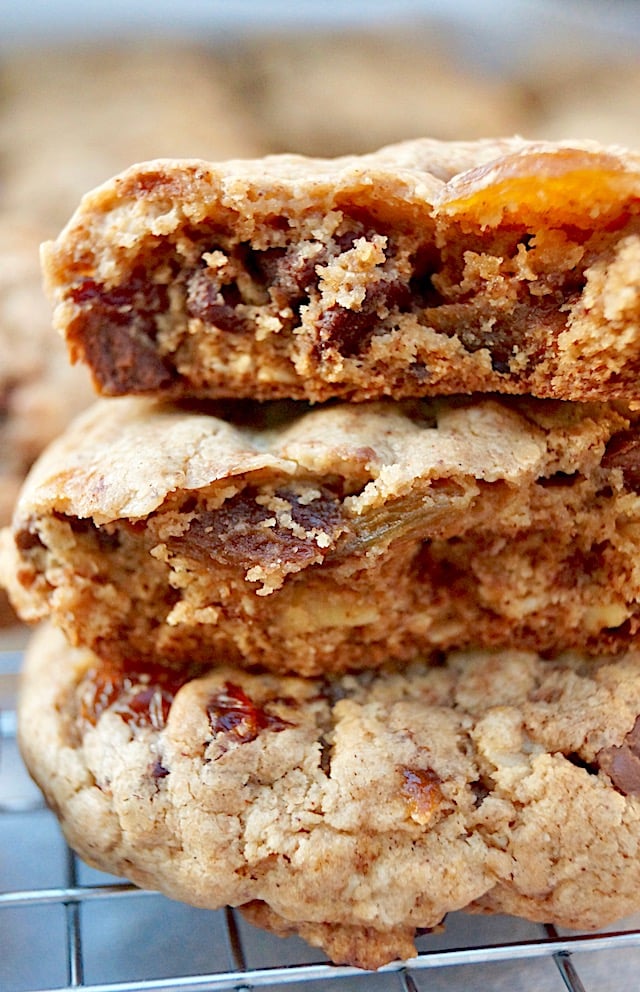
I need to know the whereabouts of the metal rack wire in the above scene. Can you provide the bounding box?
[3,646,640,992]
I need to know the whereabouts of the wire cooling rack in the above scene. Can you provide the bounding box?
[4,647,640,992]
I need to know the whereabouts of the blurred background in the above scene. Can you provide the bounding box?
[1,0,639,629]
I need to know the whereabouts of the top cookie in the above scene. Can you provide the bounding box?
[42,137,640,404]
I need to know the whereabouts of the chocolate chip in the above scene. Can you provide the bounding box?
[69,271,176,394]
[597,716,640,795]
[186,267,249,333]
[317,303,379,357]
[317,277,412,358]
[270,247,323,304]
[187,242,323,331]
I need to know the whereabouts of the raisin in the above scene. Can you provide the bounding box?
[77,661,206,729]
[172,487,343,572]
[207,682,291,743]
[399,767,445,824]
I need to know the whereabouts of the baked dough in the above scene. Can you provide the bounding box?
[42,137,640,403]
[3,393,640,674]
[20,624,640,969]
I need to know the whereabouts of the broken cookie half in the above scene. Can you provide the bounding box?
[42,137,640,405]
[3,393,640,675]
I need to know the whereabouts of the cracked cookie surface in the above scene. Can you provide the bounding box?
[20,624,640,969]
[42,137,640,404]
[4,393,640,674]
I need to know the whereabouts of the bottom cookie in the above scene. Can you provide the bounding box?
[19,625,640,970]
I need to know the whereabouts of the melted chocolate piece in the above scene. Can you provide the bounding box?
[69,269,176,394]
[268,245,324,313]
[423,298,569,375]
[317,278,412,358]
[597,716,640,796]
[186,240,323,333]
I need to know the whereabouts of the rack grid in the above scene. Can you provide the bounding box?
[3,646,640,992]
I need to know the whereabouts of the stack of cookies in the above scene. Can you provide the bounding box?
[0,41,266,630]
[4,137,640,970]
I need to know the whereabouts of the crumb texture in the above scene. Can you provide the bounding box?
[3,393,640,674]
[42,137,640,404]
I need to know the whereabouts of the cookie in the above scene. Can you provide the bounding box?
[20,624,640,969]
[0,41,265,233]
[41,137,640,404]
[0,216,95,625]
[3,393,640,675]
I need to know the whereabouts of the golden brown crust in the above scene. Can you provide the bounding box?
[4,394,640,674]
[41,137,640,405]
[20,625,640,969]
